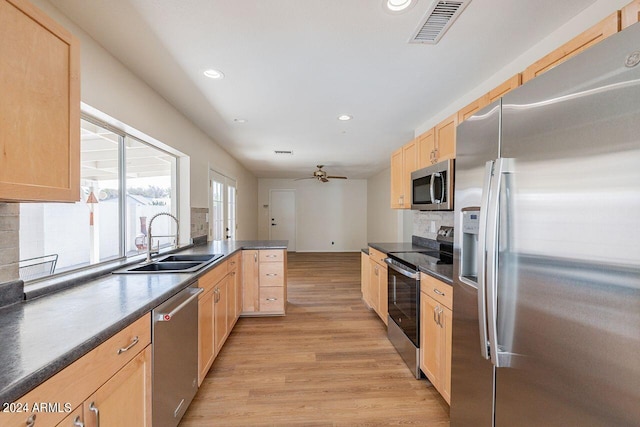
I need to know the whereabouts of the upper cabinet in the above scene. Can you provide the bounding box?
[622,0,640,29]
[522,12,620,83]
[487,73,521,104]
[434,114,457,162]
[458,74,521,125]
[0,0,80,202]
[390,140,416,209]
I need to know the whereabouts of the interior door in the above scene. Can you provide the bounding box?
[210,170,237,241]
[269,189,296,251]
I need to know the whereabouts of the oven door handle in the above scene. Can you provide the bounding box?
[384,258,419,279]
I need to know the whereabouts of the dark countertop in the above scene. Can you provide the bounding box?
[0,240,287,406]
[367,241,453,285]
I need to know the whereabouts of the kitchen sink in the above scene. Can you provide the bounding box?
[157,254,220,263]
[113,253,224,274]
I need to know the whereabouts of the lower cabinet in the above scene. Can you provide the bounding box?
[198,285,216,385]
[420,273,453,404]
[4,314,151,427]
[360,251,371,306]
[197,252,245,385]
[213,277,229,354]
[80,346,152,427]
[367,247,388,325]
[241,249,287,316]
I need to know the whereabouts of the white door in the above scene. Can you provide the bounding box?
[210,170,237,241]
[269,189,296,251]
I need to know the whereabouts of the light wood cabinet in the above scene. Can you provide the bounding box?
[622,0,640,29]
[457,74,521,126]
[361,251,371,307]
[213,278,229,353]
[420,273,453,404]
[367,247,388,325]
[82,345,152,427]
[390,140,417,209]
[227,252,242,328]
[487,73,521,103]
[523,12,620,83]
[434,114,457,162]
[4,314,151,426]
[416,129,436,169]
[242,249,287,316]
[0,0,80,202]
[198,285,215,386]
[197,259,238,385]
[457,96,489,125]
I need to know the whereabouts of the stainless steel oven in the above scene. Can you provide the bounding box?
[385,257,421,379]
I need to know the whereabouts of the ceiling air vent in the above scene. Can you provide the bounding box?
[274,150,293,155]
[409,0,471,44]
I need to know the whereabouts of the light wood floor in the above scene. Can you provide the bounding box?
[179,252,450,426]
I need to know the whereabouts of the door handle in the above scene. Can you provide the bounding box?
[477,160,494,361]
[485,157,514,368]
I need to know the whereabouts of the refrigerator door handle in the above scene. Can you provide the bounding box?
[477,160,494,360]
[486,157,513,368]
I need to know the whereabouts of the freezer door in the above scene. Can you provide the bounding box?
[494,24,640,426]
[451,100,500,426]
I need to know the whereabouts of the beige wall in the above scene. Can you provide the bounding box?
[33,0,258,241]
[258,179,367,252]
[366,168,400,243]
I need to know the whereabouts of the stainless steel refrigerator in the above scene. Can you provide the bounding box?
[451,23,640,426]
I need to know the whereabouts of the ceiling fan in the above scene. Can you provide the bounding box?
[296,165,348,183]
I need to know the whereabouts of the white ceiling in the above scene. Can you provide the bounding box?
[49,0,597,179]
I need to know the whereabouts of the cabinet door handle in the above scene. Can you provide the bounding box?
[265,273,278,277]
[254,253,257,262]
[73,416,85,427]
[89,402,100,427]
[26,414,36,427]
[433,288,445,297]
[266,298,278,301]
[231,271,236,276]
[117,336,139,355]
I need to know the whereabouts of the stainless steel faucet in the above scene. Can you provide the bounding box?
[146,212,180,262]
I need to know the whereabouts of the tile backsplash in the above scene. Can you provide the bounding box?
[0,203,19,283]
[413,211,454,240]
[190,207,209,242]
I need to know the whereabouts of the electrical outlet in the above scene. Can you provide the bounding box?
[430,221,436,233]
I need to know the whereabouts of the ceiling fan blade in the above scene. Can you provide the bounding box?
[320,177,329,183]
[293,176,315,181]
[326,176,347,179]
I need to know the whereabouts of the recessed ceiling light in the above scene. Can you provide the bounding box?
[233,118,247,123]
[203,69,224,79]
[337,115,353,121]
[385,0,414,13]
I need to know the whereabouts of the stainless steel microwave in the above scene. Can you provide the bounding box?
[410,159,454,211]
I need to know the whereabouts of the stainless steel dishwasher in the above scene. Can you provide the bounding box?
[152,285,203,427]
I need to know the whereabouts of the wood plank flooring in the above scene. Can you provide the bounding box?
[179,252,450,426]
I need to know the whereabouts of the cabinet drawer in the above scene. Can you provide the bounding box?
[368,247,387,266]
[260,262,284,287]
[2,314,151,427]
[259,287,285,312]
[199,261,228,293]
[227,252,241,271]
[259,250,284,263]
[421,273,452,309]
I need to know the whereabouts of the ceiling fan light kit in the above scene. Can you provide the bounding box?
[295,165,348,183]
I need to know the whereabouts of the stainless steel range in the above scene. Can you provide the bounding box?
[385,231,453,379]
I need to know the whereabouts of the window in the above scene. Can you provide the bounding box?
[210,170,237,241]
[19,116,179,280]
